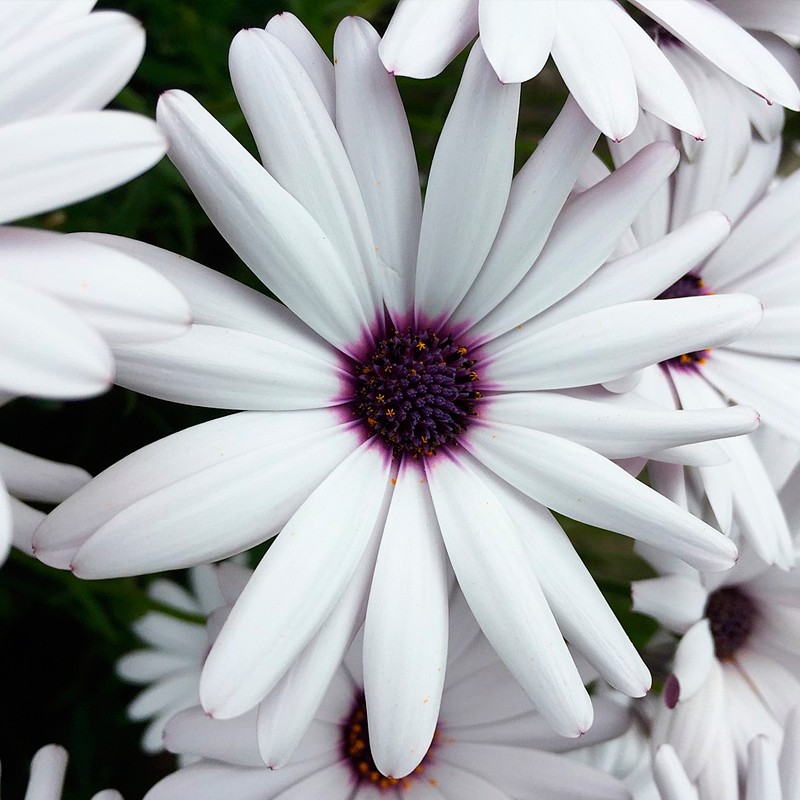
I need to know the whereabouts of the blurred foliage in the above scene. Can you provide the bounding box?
[3,0,798,797]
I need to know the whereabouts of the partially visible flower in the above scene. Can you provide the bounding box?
[145,591,633,799]
[652,706,800,800]
[379,0,800,140]
[0,2,193,562]
[633,543,800,793]
[117,565,244,757]
[35,15,758,774]
[8,743,121,800]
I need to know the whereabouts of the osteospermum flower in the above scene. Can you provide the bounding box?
[653,707,800,800]
[0,2,192,562]
[633,538,800,795]
[6,744,121,800]
[379,0,800,140]
[35,14,761,775]
[607,89,800,568]
[117,565,242,756]
[146,591,633,800]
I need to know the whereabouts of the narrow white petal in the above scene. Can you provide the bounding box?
[466,422,737,571]
[0,11,144,124]
[414,41,519,326]
[653,744,700,800]
[746,736,782,800]
[632,575,707,633]
[379,0,479,79]
[779,705,800,800]
[229,29,381,318]
[0,111,165,225]
[164,707,262,766]
[114,324,344,411]
[156,90,373,354]
[483,391,757,460]
[452,96,599,331]
[479,0,554,83]
[10,496,44,556]
[364,460,449,778]
[0,2,95,44]
[265,13,335,118]
[472,141,680,340]
[728,307,800,359]
[0,443,89,503]
[634,0,800,109]
[1,227,191,344]
[0,275,112,399]
[25,745,69,800]
[484,294,763,391]
[670,619,716,705]
[426,450,593,737]
[424,761,512,800]
[35,409,355,569]
[551,2,639,140]
[200,440,392,718]
[0,478,11,563]
[334,17,421,317]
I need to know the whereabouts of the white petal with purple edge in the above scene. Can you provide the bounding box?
[379,0,478,80]
[156,90,373,355]
[466,421,737,571]
[426,450,593,737]
[414,41,518,327]
[364,460,449,779]
[0,111,165,225]
[200,440,392,719]
[670,619,716,704]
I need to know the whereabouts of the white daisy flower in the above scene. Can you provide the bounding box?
[7,743,121,800]
[632,542,800,794]
[35,14,758,775]
[117,564,245,757]
[145,591,633,798]
[652,706,800,800]
[0,2,192,562]
[379,0,800,141]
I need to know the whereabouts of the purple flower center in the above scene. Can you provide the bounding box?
[657,273,713,369]
[351,328,480,459]
[341,692,435,788]
[704,585,759,661]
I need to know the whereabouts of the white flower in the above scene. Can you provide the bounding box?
[35,14,758,774]
[633,544,800,794]
[145,591,633,798]
[652,706,800,800]
[379,0,800,140]
[116,565,240,757]
[606,82,800,568]
[9,744,121,800]
[0,1,193,562]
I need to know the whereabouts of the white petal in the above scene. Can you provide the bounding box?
[0,227,191,344]
[164,706,262,766]
[156,90,373,354]
[334,17,422,317]
[199,440,392,718]
[669,619,716,705]
[0,11,144,124]
[484,294,763,391]
[0,275,112,398]
[0,443,89,503]
[0,478,11,563]
[25,744,69,800]
[551,2,639,140]
[632,574,707,633]
[483,391,758,460]
[72,233,333,362]
[34,409,356,570]
[0,2,95,45]
[423,761,512,800]
[269,762,353,800]
[746,735,782,800]
[414,41,518,327]
[634,0,800,109]
[484,473,650,697]
[479,0,554,83]
[653,744,700,800]
[114,324,345,411]
[256,517,383,768]
[265,13,335,118]
[379,0,479,79]
[0,111,165,225]
[116,650,195,684]
[779,705,800,800]
[465,421,738,572]
[364,460,449,778]
[426,450,593,737]
[229,29,381,319]
[602,1,704,137]
[10,496,43,556]
[522,210,731,334]
[728,307,800,359]
[451,96,599,331]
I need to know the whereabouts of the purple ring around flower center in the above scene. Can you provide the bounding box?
[657,273,713,370]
